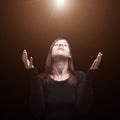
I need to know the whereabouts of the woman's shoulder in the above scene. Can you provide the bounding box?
[75,70,87,83]
[75,70,86,77]
[26,67,39,75]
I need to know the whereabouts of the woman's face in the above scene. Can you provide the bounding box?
[51,39,71,59]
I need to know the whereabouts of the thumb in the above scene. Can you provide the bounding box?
[30,57,34,68]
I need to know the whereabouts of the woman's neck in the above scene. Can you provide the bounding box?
[52,59,69,78]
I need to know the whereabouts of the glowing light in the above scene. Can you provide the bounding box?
[50,0,72,13]
[55,0,66,8]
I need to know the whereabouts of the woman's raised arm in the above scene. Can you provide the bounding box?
[22,49,34,69]
[90,52,103,70]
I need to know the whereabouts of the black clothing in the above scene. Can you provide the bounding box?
[27,68,95,120]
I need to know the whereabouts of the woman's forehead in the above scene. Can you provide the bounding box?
[55,39,68,44]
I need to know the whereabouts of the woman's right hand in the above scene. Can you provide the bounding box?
[22,49,34,69]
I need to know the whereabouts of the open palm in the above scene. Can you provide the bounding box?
[22,49,34,69]
[90,52,103,70]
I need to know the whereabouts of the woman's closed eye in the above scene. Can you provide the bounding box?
[54,44,58,46]
[54,44,68,47]
[64,44,68,47]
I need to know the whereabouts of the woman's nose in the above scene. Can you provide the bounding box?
[59,44,64,47]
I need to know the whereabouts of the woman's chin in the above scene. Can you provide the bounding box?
[52,54,69,60]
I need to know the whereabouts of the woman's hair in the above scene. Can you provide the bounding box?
[41,38,77,86]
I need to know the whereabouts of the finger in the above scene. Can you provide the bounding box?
[94,59,99,69]
[22,50,29,67]
[30,57,33,67]
[24,49,28,61]
[95,52,103,64]
[94,53,103,69]
[96,53,103,65]
[97,52,103,60]
[90,52,103,70]
[90,59,97,69]
[90,61,95,69]
[93,59,98,69]
[22,50,26,61]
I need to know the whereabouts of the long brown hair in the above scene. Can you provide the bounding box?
[42,38,77,86]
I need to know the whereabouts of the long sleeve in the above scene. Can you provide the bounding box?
[75,71,93,118]
[86,69,98,82]
[27,68,45,119]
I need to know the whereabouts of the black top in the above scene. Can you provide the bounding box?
[27,68,96,120]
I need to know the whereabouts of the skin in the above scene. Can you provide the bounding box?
[50,40,71,80]
[90,52,103,70]
[22,39,103,81]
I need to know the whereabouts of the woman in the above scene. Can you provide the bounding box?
[22,38,103,120]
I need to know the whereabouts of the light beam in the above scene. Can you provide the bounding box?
[54,0,67,9]
[56,0,66,6]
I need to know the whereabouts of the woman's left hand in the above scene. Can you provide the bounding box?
[90,52,103,70]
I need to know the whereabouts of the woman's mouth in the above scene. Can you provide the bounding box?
[57,48,64,51]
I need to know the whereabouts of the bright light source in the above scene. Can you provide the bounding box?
[55,0,66,8]
[51,0,72,13]
[56,0,65,6]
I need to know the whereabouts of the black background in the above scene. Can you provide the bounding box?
[0,0,120,119]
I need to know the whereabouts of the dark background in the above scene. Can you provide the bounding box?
[0,0,120,119]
